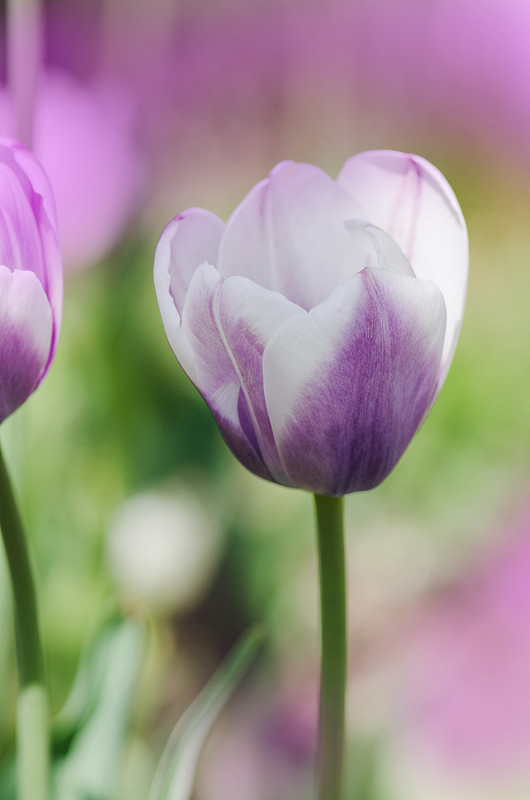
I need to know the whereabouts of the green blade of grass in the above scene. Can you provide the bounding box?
[149,625,264,800]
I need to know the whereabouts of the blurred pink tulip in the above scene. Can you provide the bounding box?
[1,70,143,270]
[352,0,530,157]
[402,505,530,778]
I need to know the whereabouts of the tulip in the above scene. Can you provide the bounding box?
[154,151,467,497]
[31,71,143,271]
[0,70,144,271]
[0,137,62,423]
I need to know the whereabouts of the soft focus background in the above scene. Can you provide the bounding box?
[1,0,530,797]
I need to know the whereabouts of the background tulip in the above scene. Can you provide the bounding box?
[0,138,62,424]
[0,70,144,271]
[30,71,142,272]
[154,151,467,497]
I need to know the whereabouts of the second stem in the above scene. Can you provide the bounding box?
[0,443,48,800]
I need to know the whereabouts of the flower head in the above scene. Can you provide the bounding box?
[154,151,467,495]
[0,138,62,422]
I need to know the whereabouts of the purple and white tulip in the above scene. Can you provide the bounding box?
[0,138,62,423]
[154,151,467,496]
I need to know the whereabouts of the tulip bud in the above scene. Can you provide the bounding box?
[0,138,62,423]
[154,152,467,496]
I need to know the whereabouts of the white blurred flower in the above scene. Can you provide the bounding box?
[106,487,223,614]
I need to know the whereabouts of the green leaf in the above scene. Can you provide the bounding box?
[53,612,125,751]
[149,625,264,800]
[54,616,145,800]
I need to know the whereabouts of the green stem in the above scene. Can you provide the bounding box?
[314,494,347,800]
[0,442,48,800]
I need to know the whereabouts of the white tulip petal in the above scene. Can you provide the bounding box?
[263,268,446,495]
[217,160,363,309]
[343,220,415,277]
[182,264,273,481]
[215,276,305,483]
[181,263,234,394]
[337,150,468,384]
[154,209,224,379]
[0,265,53,422]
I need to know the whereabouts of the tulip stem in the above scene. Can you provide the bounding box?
[0,443,48,800]
[313,493,347,800]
